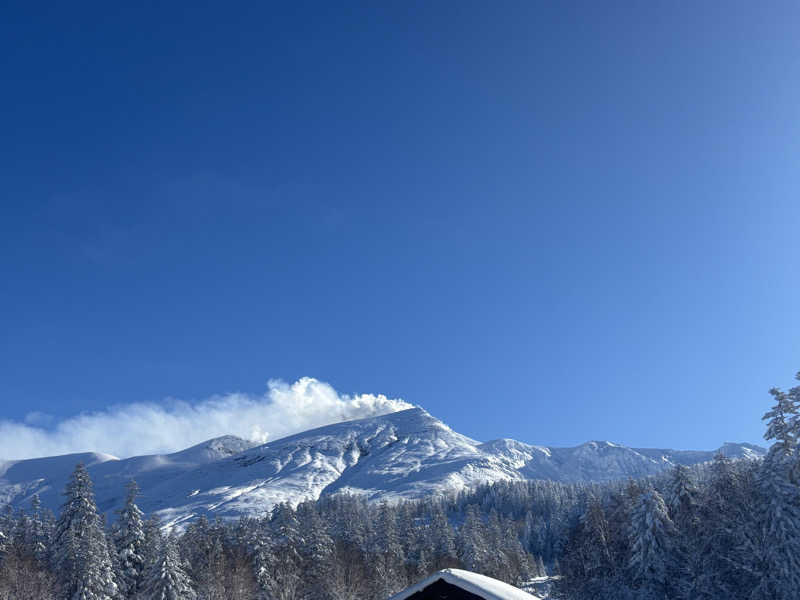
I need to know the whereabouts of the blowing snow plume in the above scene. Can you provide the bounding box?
[0,378,413,460]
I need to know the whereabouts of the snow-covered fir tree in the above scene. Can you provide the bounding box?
[763,383,798,464]
[112,480,145,599]
[557,493,625,600]
[694,453,747,598]
[52,463,120,600]
[627,488,676,599]
[750,377,800,599]
[426,504,457,570]
[368,501,407,598]
[250,519,276,600]
[0,506,13,562]
[457,505,488,573]
[665,465,699,528]
[260,503,302,600]
[663,465,703,599]
[140,515,165,576]
[201,535,227,600]
[140,535,196,600]
[25,495,53,564]
[296,502,334,599]
[323,497,371,600]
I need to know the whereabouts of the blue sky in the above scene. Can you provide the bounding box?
[1,1,799,455]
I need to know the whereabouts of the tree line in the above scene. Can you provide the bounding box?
[1,370,797,599]
[555,371,800,600]
[0,466,553,599]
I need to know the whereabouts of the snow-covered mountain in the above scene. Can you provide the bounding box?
[0,407,764,528]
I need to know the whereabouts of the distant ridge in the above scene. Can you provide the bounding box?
[0,407,765,528]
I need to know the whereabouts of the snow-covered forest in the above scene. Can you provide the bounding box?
[1,372,798,600]
[557,372,800,600]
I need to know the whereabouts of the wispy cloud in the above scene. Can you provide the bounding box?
[0,378,412,461]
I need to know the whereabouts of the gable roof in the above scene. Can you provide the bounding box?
[388,569,542,600]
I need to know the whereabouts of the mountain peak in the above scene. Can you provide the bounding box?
[167,434,258,462]
[718,442,767,459]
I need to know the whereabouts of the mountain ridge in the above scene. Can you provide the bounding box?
[0,407,765,528]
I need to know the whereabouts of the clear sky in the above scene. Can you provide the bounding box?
[1,1,799,454]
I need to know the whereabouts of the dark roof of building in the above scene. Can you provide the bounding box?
[387,569,541,600]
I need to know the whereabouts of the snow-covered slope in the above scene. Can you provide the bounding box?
[0,436,257,516]
[0,451,118,507]
[0,407,764,527]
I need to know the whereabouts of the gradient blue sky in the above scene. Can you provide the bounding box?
[2,1,799,452]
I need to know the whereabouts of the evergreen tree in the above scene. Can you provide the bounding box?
[557,495,624,600]
[25,494,53,564]
[426,505,457,570]
[750,375,800,599]
[482,509,506,579]
[140,536,196,600]
[368,502,407,599]
[324,498,371,600]
[499,514,533,583]
[578,496,614,581]
[141,516,164,575]
[628,489,676,599]
[457,505,488,572]
[262,504,302,600]
[296,502,334,599]
[252,525,280,600]
[663,465,702,599]
[0,524,7,564]
[113,481,146,599]
[693,454,745,599]
[763,384,798,464]
[52,463,120,600]
[665,465,699,527]
[200,535,228,600]
[789,371,800,476]
[0,506,11,562]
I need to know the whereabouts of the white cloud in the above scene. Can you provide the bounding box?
[0,378,413,461]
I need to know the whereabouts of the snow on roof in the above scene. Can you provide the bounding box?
[388,568,542,600]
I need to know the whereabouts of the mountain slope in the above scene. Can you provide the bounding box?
[0,407,764,527]
[0,436,257,515]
